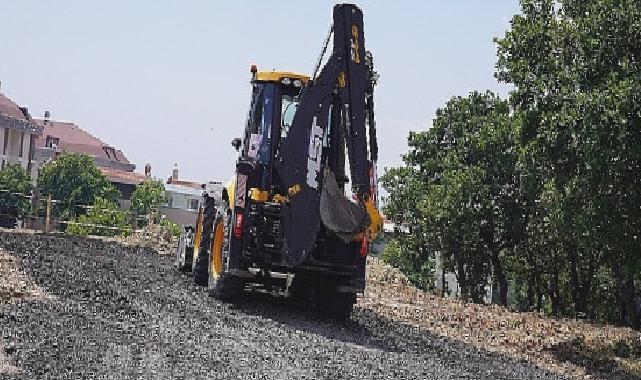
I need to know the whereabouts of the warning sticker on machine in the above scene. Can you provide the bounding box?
[236,174,247,208]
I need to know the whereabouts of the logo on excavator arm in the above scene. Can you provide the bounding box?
[306,117,324,189]
[351,25,361,64]
[235,174,247,209]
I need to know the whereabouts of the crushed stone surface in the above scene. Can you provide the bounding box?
[0,232,570,379]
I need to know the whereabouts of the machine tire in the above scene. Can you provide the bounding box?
[175,229,194,272]
[288,271,314,305]
[208,213,244,301]
[193,196,216,286]
[317,277,356,320]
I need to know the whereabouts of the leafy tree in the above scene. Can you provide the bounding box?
[382,91,521,304]
[496,0,641,326]
[38,153,120,219]
[66,197,131,237]
[130,179,167,223]
[0,164,32,228]
[159,217,182,239]
[381,165,435,291]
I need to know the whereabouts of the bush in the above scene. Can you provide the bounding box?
[159,217,181,239]
[39,153,120,219]
[0,164,32,228]
[66,197,131,237]
[382,238,435,292]
[130,179,167,225]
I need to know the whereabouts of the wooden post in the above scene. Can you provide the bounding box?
[44,195,52,234]
[132,211,138,232]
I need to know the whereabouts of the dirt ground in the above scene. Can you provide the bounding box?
[362,256,641,379]
[0,231,639,379]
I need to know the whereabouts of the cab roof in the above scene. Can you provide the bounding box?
[255,71,310,84]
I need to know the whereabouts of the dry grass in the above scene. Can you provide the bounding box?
[0,247,53,375]
[0,248,51,304]
[361,256,641,380]
[117,224,178,255]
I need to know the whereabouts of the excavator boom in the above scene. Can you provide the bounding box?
[276,3,378,264]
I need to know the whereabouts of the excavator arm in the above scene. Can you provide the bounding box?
[275,4,380,265]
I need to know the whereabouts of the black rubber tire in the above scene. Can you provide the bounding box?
[329,291,357,320]
[288,271,314,305]
[182,248,194,272]
[316,277,356,320]
[193,196,216,286]
[208,213,244,301]
[175,233,193,272]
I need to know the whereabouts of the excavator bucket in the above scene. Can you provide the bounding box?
[319,170,370,243]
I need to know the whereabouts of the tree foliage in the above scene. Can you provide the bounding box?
[66,197,131,237]
[384,0,641,328]
[496,0,641,326]
[382,91,520,304]
[38,153,120,218]
[0,164,32,228]
[130,179,167,219]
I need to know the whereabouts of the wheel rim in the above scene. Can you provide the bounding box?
[193,209,204,264]
[210,221,224,278]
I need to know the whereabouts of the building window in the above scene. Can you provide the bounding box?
[103,146,118,160]
[187,199,199,211]
[46,136,59,149]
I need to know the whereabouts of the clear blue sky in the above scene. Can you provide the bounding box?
[0,1,520,183]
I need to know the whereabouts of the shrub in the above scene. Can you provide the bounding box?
[0,164,32,228]
[66,197,131,237]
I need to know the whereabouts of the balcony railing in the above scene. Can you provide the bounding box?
[1,155,28,169]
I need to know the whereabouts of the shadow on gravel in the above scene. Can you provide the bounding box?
[230,291,569,379]
[549,337,641,380]
[228,292,401,353]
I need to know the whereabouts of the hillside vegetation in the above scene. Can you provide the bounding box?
[382,0,641,329]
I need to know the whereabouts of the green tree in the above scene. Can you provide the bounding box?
[66,197,131,237]
[38,153,120,219]
[382,91,522,304]
[381,165,435,291]
[130,179,167,224]
[0,164,32,228]
[496,0,641,326]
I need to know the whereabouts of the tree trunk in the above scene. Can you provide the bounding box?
[550,268,560,316]
[583,251,599,319]
[623,277,639,328]
[441,265,446,298]
[535,274,544,311]
[490,250,508,306]
[567,241,583,317]
[456,259,468,302]
[527,272,536,311]
[612,261,628,325]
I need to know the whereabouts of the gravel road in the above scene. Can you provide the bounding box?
[0,234,569,380]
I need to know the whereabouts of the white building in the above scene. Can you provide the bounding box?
[0,88,43,180]
[160,168,205,227]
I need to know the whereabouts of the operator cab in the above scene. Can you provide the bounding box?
[241,69,309,159]
[237,66,310,192]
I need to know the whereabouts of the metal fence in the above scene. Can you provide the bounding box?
[0,189,152,235]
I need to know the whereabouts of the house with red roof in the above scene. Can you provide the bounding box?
[0,86,43,180]
[30,117,147,206]
[0,83,148,207]
[32,118,135,172]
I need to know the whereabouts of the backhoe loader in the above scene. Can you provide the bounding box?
[176,3,381,319]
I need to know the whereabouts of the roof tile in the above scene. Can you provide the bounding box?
[33,119,131,165]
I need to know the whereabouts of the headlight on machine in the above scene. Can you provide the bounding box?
[281,77,292,85]
[293,79,303,87]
